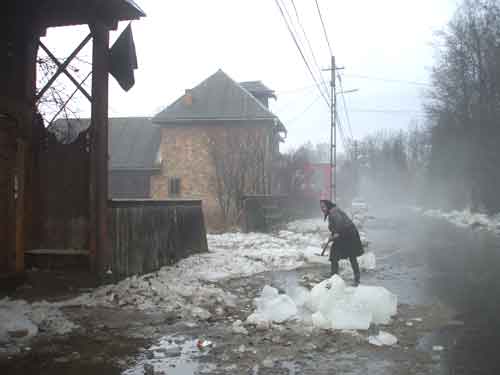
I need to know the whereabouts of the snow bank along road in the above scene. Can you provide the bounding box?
[1,214,379,355]
[416,207,500,235]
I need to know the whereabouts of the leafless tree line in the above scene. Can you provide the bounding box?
[425,0,500,212]
[208,130,270,225]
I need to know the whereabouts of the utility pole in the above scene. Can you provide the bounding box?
[330,55,336,202]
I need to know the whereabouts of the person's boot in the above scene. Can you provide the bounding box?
[330,259,339,277]
[353,275,360,287]
[350,256,361,286]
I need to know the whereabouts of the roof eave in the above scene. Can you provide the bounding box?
[39,0,146,29]
[152,117,278,125]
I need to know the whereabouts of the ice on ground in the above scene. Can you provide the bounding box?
[285,218,326,233]
[308,276,373,330]
[368,331,398,346]
[419,208,500,234]
[232,320,248,335]
[304,275,397,329]
[246,286,298,325]
[61,214,374,318]
[247,275,397,331]
[358,252,376,270]
[0,298,76,348]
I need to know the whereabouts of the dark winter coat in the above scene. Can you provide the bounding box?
[327,208,364,260]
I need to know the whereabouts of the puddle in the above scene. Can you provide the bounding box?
[416,323,463,353]
[123,335,215,375]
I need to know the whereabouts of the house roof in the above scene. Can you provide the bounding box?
[152,69,284,127]
[49,117,161,170]
[239,81,276,99]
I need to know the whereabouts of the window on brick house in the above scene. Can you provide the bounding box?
[168,177,181,197]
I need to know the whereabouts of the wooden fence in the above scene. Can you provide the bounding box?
[109,199,208,278]
[242,194,320,233]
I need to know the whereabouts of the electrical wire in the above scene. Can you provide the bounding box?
[337,73,355,141]
[314,0,333,56]
[344,74,430,86]
[274,0,330,107]
[285,93,323,124]
[349,108,425,114]
[289,0,330,97]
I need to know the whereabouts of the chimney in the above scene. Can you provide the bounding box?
[183,89,193,106]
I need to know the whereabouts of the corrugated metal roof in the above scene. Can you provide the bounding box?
[152,70,281,124]
[49,117,160,170]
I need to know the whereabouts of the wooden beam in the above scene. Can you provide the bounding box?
[90,22,110,275]
[38,41,93,103]
[48,71,92,125]
[36,33,92,102]
[15,139,26,273]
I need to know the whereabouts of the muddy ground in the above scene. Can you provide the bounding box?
[2,208,499,374]
[0,266,457,375]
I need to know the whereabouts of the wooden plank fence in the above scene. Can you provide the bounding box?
[109,199,208,278]
[242,194,321,233]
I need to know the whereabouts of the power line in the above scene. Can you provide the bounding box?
[289,0,330,98]
[314,0,333,56]
[285,93,322,123]
[278,84,317,95]
[344,74,430,86]
[349,108,424,114]
[337,73,354,141]
[274,0,330,107]
[336,114,349,150]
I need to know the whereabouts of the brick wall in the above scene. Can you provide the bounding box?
[151,122,275,229]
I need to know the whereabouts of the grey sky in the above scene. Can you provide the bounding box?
[41,0,456,152]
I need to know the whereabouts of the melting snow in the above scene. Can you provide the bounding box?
[2,212,375,354]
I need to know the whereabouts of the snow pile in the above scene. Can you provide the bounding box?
[53,211,373,320]
[246,275,397,331]
[420,208,500,234]
[64,268,237,320]
[246,286,298,326]
[368,331,398,346]
[0,298,76,346]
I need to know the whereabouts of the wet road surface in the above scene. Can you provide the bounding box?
[365,207,500,374]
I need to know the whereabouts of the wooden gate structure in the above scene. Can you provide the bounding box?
[1,1,145,281]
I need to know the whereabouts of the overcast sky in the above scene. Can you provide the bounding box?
[41,0,457,152]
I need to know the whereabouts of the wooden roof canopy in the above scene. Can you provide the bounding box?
[9,0,145,29]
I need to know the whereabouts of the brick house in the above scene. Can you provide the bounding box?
[151,69,286,226]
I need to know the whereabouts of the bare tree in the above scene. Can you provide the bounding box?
[36,52,92,130]
[208,130,270,226]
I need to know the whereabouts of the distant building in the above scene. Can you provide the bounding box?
[151,69,286,225]
[50,70,286,227]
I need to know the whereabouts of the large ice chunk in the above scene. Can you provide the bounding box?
[306,275,345,312]
[358,252,376,270]
[350,286,397,324]
[307,275,397,330]
[246,285,298,325]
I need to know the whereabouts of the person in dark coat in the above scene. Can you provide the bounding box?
[320,200,363,286]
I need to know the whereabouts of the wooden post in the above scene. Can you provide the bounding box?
[90,22,110,275]
[14,139,26,273]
